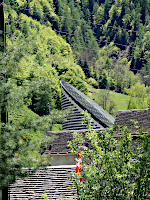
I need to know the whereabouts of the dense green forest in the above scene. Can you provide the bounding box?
[2,0,150,118]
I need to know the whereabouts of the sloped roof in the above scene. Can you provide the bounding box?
[9,166,77,199]
[60,80,115,130]
[47,129,89,154]
[47,109,150,154]
[114,109,150,133]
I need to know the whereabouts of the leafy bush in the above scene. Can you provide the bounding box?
[68,111,150,200]
[87,78,98,88]
[57,199,75,200]
[41,193,49,200]
[126,83,149,109]
[41,193,75,200]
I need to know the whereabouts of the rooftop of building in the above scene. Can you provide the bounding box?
[44,108,150,154]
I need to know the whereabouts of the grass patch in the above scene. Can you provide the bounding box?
[88,85,130,115]
[108,91,129,110]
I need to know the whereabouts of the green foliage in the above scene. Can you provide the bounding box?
[87,78,98,88]
[0,119,53,189]
[2,0,150,189]
[0,73,70,188]
[41,193,49,200]
[4,0,150,97]
[68,111,150,200]
[57,199,75,200]
[147,94,150,107]
[99,69,108,89]
[3,14,88,110]
[96,89,117,116]
[41,193,75,200]
[60,71,88,94]
[126,83,149,109]
[89,43,141,93]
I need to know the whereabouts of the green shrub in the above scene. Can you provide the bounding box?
[42,193,76,200]
[87,78,98,88]
[57,199,75,200]
[41,193,49,200]
[68,111,150,200]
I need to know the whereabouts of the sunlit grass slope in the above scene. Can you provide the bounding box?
[88,85,130,111]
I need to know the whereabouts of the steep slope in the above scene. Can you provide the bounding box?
[3,0,150,115]
[4,0,88,115]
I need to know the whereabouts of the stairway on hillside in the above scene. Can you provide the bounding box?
[9,165,77,200]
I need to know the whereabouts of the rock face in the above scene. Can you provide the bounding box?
[9,165,77,200]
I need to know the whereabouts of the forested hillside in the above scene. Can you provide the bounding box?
[2,0,150,117]
[54,0,150,83]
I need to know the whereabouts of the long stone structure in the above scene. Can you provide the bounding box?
[60,80,115,130]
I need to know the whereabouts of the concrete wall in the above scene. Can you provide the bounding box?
[51,154,75,166]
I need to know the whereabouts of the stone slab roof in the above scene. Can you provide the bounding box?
[47,109,150,154]
[114,109,150,133]
[9,166,77,200]
[47,129,91,154]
